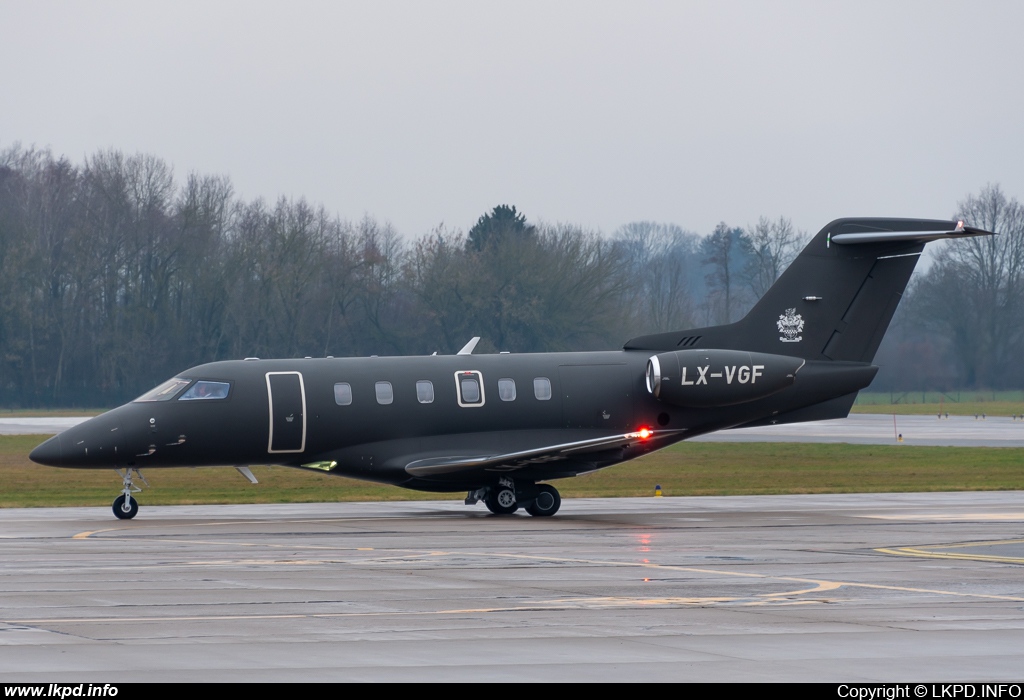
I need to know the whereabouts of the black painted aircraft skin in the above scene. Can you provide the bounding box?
[29,217,994,519]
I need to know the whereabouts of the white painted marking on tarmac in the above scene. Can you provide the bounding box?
[65,525,1024,604]
[863,513,1024,521]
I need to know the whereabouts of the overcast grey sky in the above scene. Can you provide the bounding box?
[2,1,1021,238]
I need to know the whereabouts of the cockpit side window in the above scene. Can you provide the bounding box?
[179,380,231,401]
[134,377,192,402]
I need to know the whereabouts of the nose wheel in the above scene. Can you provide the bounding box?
[113,494,139,520]
[112,468,147,520]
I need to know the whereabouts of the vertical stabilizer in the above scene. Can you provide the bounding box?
[625,218,993,363]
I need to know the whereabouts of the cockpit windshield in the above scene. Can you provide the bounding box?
[134,377,192,402]
[179,381,230,400]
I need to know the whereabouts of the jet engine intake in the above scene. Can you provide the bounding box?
[645,349,804,408]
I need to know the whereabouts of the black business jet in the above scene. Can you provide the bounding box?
[30,217,992,520]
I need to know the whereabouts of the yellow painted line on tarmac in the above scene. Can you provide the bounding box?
[72,532,376,552]
[5,582,838,626]
[6,604,737,625]
[64,542,1024,603]
[455,551,1024,602]
[179,552,443,567]
[862,513,1024,521]
[68,531,1024,604]
[877,539,1024,565]
[72,528,119,539]
[70,515,401,541]
[939,537,1024,548]
[7,610,495,625]
[72,522,263,539]
[761,581,843,597]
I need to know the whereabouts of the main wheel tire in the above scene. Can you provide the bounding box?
[485,487,518,515]
[526,484,561,517]
[113,494,138,520]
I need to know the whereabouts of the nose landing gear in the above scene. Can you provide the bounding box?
[112,468,148,520]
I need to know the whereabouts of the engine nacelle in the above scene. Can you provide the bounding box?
[645,349,804,408]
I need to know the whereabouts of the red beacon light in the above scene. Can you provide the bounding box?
[637,427,652,440]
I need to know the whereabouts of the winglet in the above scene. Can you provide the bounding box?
[457,337,481,355]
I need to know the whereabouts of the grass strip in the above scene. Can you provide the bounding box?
[2,435,1022,508]
[851,402,1024,417]
[853,391,1024,416]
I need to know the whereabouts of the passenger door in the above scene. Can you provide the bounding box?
[266,371,306,453]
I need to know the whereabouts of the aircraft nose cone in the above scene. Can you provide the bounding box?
[29,435,63,467]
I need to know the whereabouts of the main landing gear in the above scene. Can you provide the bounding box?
[526,484,560,517]
[466,478,562,517]
[485,483,518,515]
[112,468,148,520]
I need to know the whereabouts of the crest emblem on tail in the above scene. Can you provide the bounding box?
[777,308,804,342]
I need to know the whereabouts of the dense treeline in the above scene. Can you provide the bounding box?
[0,145,1021,406]
[884,184,1024,390]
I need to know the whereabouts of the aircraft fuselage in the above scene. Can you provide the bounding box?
[30,349,876,493]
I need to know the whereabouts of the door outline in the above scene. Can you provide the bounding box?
[266,371,307,453]
[454,370,486,407]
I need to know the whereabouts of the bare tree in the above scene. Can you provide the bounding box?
[409,226,471,353]
[613,221,700,336]
[701,222,748,324]
[740,216,808,300]
[8,143,1024,405]
[350,216,408,353]
[912,184,1024,387]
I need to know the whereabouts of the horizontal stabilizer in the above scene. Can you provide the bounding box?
[829,220,994,246]
[404,429,683,476]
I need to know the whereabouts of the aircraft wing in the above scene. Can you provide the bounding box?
[403,429,683,477]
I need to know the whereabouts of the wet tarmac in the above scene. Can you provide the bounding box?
[1,493,1023,681]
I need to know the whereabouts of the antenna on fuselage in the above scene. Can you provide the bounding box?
[457,337,481,355]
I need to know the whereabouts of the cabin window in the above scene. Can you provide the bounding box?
[534,377,552,401]
[498,378,516,401]
[416,380,434,403]
[134,377,192,402]
[455,370,485,407]
[334,382,353,406]
[461,378,480,403]
[375,381,393,405]
[178,380,230,401]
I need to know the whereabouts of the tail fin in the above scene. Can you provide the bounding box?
[625,218,993,362]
